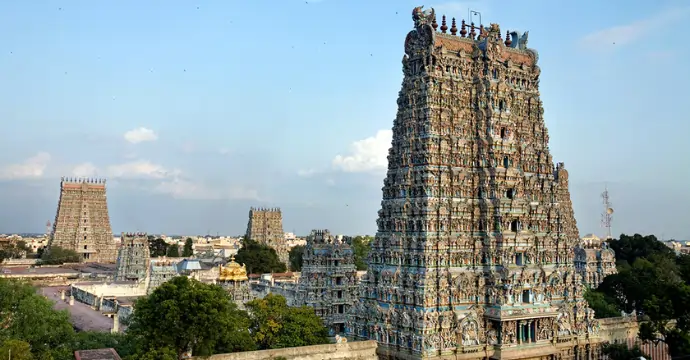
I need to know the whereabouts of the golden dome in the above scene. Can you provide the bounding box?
[218,256,248,282]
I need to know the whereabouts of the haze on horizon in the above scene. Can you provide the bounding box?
[1,0,688,239]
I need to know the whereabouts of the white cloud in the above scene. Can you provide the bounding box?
[579,8,690,51]
[332,130,392,173]
[123,127,158,144]
[0,152,51,180]
[72,162,98,177]
[106,160,179,179]
[297,168,319,178]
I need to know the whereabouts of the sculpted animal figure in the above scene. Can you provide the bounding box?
[412,6,435,28]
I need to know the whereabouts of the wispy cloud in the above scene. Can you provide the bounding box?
[579,7,690,51]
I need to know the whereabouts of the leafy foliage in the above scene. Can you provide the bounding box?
[182,238,194,257]
[148,236,169,257]
[166,244,180,257]
[587,233,690,357]
[288,245,304,272]
[0,339,33,360]
[39,246,81,265]
[602,342,649,360]
[0,241,31,263]
[235,239,286,274]
[351,236,372,271]
[245,294,329,350]
[125,276,255,359]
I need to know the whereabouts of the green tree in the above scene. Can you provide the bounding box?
[126,276,255,359]
[40,246,81,265]
[166,244,180,257]
[130,347,178,360]
[235,239,286,274]
[0,339,33,360]
[602,342,649,360]
[351,236,372,271]
[245,294,329,350]
[288,245,304,272]
[0,278,76,359]
[182,238,194,257]
[639,282,690,358]
[70,331,135,358]
[584,288,620,318]
[148,237,169,257]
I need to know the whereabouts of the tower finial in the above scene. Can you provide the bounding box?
[504,30,512,47]
[450,18,457,35]
[460,20,467,37]
[470,22,476,39]
[440,15,448,33]
[432,14,438,31]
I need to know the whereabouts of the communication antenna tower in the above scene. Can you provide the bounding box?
[601,185,614,240]
[46,220,52,236]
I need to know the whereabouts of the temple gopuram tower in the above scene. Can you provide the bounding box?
[115,232,151,282]
[218,256,253,309]
[297,230,359,335]
[245,207,289,267]
[347,7,601,360]
[48,177,117,263]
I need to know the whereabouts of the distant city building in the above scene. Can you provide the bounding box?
[48,177,117,263]
[298,229,358,335]
[245,207,289,267]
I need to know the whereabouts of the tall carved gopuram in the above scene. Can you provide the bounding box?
[115,232,151,282]
[347,7,602,360]
[48,177,117,263]
[245,207,289,267]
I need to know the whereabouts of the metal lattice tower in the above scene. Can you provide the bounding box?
[601,185,614,240]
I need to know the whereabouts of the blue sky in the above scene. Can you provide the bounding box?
[0,0,688,238]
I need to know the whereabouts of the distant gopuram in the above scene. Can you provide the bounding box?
[245,207,289,267]
[47,177,117,263]
[347,6,604,360]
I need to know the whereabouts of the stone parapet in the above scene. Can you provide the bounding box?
[190,340,377,360]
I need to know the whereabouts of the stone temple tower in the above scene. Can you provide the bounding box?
[347,7,602,360]
[48,177,117,263]
[245,207,289,267]
[115,232,151,282]
[297,230,359,335]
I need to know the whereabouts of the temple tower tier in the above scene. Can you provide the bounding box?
[297,230,359,335]
[47,177,117,263]
[115,232,151,282]
[245,207,289,267]
[346,7,602,360]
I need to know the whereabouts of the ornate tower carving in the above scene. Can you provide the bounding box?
[347,7,601,359]
[297,230,359,335]
[245,207,289,267]
[115,232,151,282]
[48,177,117,263]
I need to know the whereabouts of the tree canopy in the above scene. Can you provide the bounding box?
[166,244,180,257]
[126,276,255,359]
[351,236,372,271]
[245,294,329,349]
[39,246,81,265]
[288,245,304,272]
[148,236,169,257]
[586,233,690,358]
[235,239,286,274]
[182,238,194,257]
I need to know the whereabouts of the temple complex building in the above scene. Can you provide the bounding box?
[574,241,617,289]
[48,177,117,263]
[347,7,610,359]
[245,207,289,267]
[218,256,253,309]
[297,230,359,335]
[115,232,150,282]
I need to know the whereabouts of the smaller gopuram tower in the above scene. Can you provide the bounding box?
[245,207,289,267]
[574,235,617,289]
[115,232,151,282]
[218,256,253,309]
[48,177,117,263]
[298,229,359,335]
